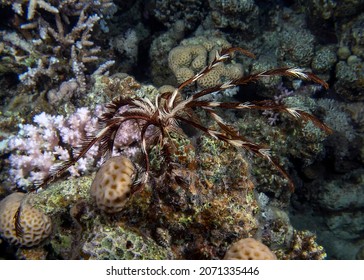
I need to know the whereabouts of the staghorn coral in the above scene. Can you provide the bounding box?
[2,0,58,20]
[0,0,115,100]
[1,0,116,21]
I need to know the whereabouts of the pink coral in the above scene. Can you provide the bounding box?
[8,108,100,189]
[7,106,143,190]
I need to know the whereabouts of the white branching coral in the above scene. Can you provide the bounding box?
[27,0,59,20]
[0,0,115,98]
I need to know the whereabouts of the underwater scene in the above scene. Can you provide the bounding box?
[0,0,363,260]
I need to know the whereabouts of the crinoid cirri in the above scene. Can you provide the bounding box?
[38,47,331,191]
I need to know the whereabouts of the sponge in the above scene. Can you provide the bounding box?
[224,238,277,260]
[91,156,136,213]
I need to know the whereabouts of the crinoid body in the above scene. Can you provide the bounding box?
[38,47,331,191]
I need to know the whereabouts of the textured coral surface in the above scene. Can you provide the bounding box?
[1,0,363,260]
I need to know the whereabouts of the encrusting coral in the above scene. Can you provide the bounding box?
[274,230,327,260]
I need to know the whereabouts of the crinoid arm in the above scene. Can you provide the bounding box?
[35,97,154,189]
[234,67,329,89]
[34,120,120,189]
[185,48,329,102]
[170,47,332,192]
[175,114,295,191]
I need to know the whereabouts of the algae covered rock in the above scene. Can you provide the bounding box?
[82,224,172,260]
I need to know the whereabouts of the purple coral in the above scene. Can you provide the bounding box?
[8,108,100,189]
[7,105,143,190]
[262,83,294,125]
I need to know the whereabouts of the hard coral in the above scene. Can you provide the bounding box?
[274,230,326,260]
[81,223,171,260]
[224,238,277,260]
[208,0,260,36]
[0,0,115,96]
[168,36,243,88]
[91,156,136,213]
[7,107,99,189]
[0,192,52,247]
[150,0,206,31]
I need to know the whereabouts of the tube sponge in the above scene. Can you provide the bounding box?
[224,238,277,260]
[90,156,136,213]
[0,192,52,247]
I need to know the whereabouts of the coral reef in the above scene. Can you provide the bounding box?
[2,0,363,261]
[0,0,116,110]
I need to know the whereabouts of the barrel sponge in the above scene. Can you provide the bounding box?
[91,156,135,213]
[224,238,277,260]
[0,192,52,247]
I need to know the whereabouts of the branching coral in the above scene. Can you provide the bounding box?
[7,108,100,189]
[0,0,115,98]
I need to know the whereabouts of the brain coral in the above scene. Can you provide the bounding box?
[90,156,136,213]
[224,238,277,260]
[168,36,243,88]
[0,192,52,247]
